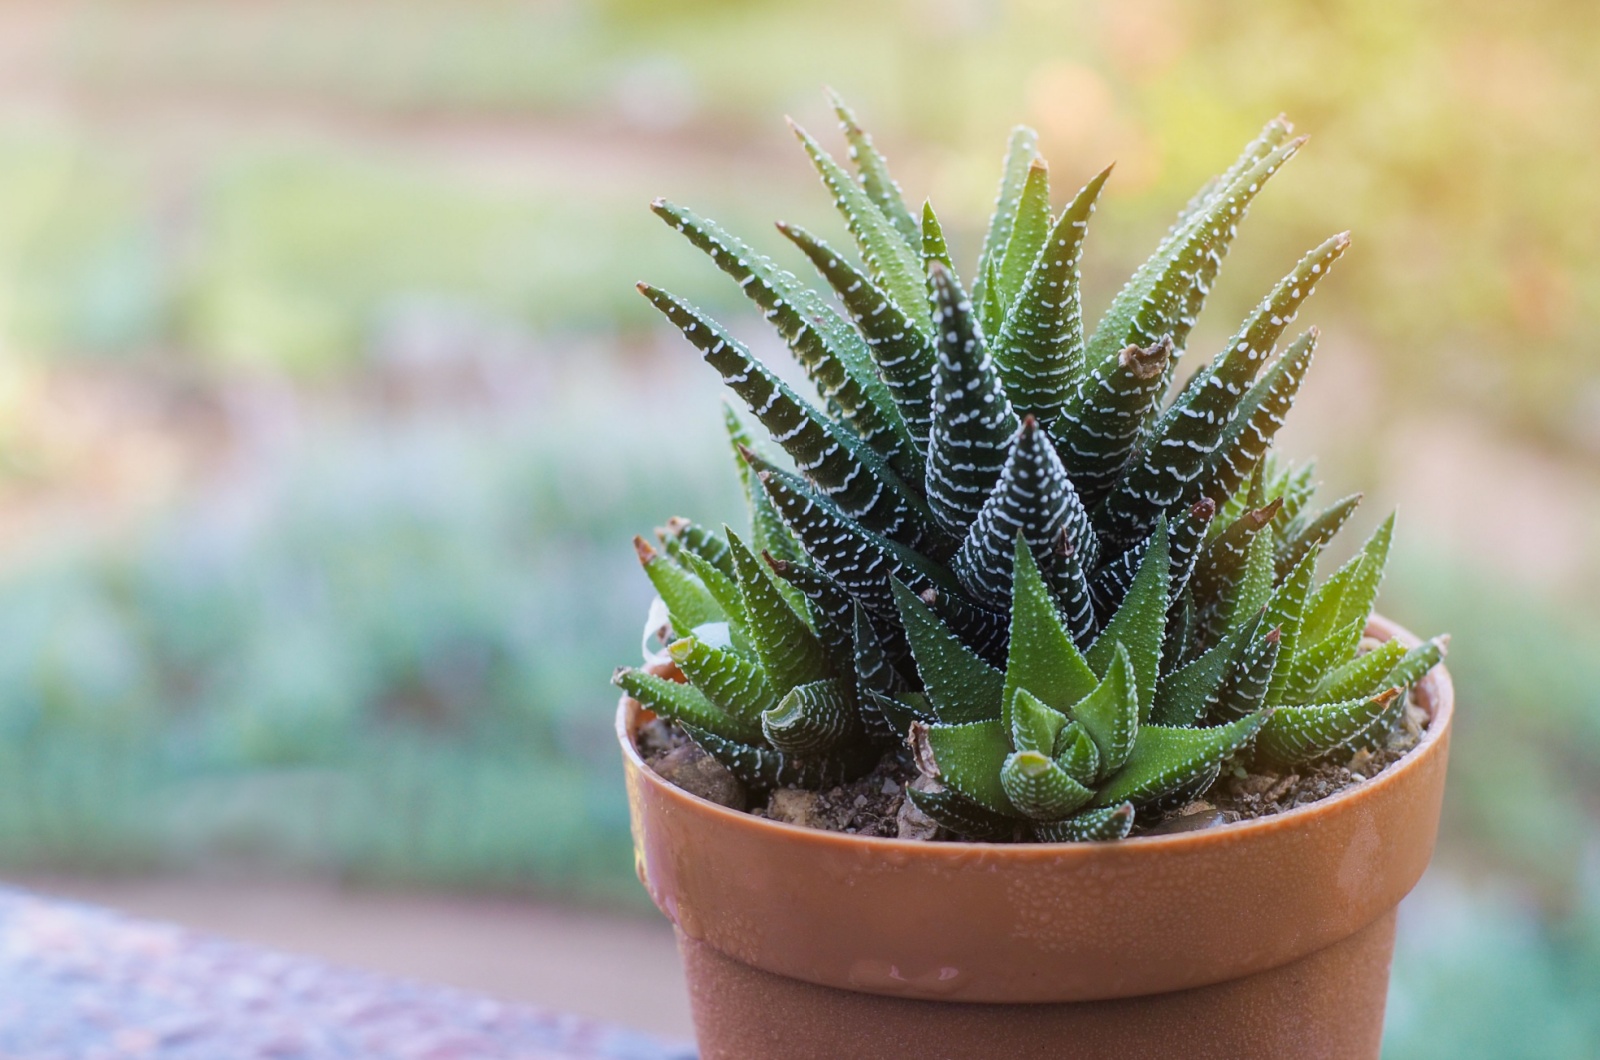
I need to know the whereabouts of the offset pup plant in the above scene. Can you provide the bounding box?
[613,97,1457,1059]
[615,98,1444,842]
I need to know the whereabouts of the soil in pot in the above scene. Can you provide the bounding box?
[636,686,1433,841]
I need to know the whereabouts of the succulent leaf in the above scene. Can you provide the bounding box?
[1253,690,1400,768]
[728,531,829,691]
[905,784,1020,841]
[649,201,913,467]
[635,536,722,633]
[1093,712,1269,807]
[668,636,776,725]
[1069,642,1140,776]
[925,262,1021,535]
[723,406,803,565]
[1097,233,1350,545]
[973,126,1041,316]
[762,678,858,756]
[1002,541,1100,730]
[994,158,1053,318]
[791,120,931,336]
[923,718,1018,815]
[1196,330,1318,508]
[953,417,1098,608]
[993,166,1111,424]
[1276,492,1361,579]
[1086,520,1171,723]
[828,89,921,246]
[1055,336,1174,507]
[685,723,878,788]
[643,286,928,543]
[1315,637,1407,702]
[614,668,764,745]
[893,580,1006,723]
[1031,803,1136,842]
[780,221,936,450]
[1000,750,1094,820]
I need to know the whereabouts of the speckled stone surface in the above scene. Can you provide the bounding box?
[0,887,696,1060]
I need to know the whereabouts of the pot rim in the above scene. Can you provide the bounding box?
[617,612,1452,854]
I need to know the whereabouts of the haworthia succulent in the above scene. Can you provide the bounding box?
[629,98,1446,842]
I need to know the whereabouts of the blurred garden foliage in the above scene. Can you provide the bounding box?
[0,2,1595,1056]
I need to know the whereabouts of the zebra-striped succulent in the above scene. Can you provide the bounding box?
[613,97,1445,841]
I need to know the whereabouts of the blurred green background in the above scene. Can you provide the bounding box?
[0,1,1597,1055]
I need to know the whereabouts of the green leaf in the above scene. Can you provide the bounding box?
[925,262,1020,536]
[1010,687,1069,756]
[780,222,936,451]
[761,678,858,756]
[1097,232,1350,546]
[952,417,1098,609]
[767,558,854,672]
[1086,132,1304,377]
[924,718,1017,815]
[1332,512,1395,634]
[1276,492,1361,579]
[1054,335,1174,507]
[1070,642,1140,776]
[993,166,1112,424]
[827,90,921,246]
[1315,638,1407,702]
[1153,611,1261,728]
[973,126,1040,314]
[994,157,1052,318]
[634,536,721,632]
[1263,550,1317,703]
[723,406,802,565]
[685,724,877,789]
[642,286,928,544]
[1384,636,1449,690]
[658,518,734,580]
[1198,330,1318,509]
[905,784,1019,841]
[728,531,828,691]
[893,579,1006,723]
[1000,750,1094,821]
[1212,627,1281,722]
[1254,690,1400,768]
[649,201,913,465]
[791,120,930,335]
[1030,803,1135,842]
[921,199,956,276]
[613,668,763,745]
[1053,722,1102,785]
[1087,520,1171,722]
[750,452,957,619]
[1003,540,1099,732]
[668,636,776,725]
[1275,615,1365,705]
[1094,712,1269,807]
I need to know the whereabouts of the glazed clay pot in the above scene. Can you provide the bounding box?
[620,615,1454,1060]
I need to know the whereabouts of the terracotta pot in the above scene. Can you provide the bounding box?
[619,614,1454,1060]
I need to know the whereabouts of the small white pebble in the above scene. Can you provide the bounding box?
[1350,773,1367,782]
[853,794,868,809]
[880,778,901,795]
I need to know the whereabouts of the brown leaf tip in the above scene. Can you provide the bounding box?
[633,535,658,566]
[1118,336,1173,380]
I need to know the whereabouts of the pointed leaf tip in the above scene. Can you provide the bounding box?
[1191,497,1218,520]
[633,535,658,565]
[1119,337,1173,380]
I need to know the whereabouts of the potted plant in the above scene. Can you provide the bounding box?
[613,95,1452,1060]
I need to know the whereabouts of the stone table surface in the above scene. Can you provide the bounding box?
[0,887,697,1060]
